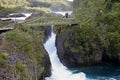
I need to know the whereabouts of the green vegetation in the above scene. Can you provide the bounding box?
[26,6,51,12]
[0,20,12,28]
[24,17,75,27]
[6,28,33,55]
[0,52,8,67]
[0,22,46,79]
[28,0,69,6]
[0,0,70,12]
[6,24,45,63]
[0,0,28,8]
[15,60,33,80]
[63,0,120,65]
[0,0,70,79]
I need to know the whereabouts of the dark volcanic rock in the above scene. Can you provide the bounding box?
[39,53,51,80]
[40,26,52,79]
[56,25,120,68]
[44,26,52,43]
[0,25,52,80]
[43,50,51,77]
[55,26,103,68]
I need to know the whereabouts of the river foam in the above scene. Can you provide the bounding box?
[44,31,86,80]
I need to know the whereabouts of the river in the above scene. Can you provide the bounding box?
[44,26,86,80]
[52,11,73,16]
[0,13,32,23]
[44,26,120,80]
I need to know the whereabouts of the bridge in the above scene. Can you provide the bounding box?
[23,17,76,27]
[0,17,76,33]
[0,23,16,33]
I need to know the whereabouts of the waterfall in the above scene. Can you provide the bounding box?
[44,26,86,80]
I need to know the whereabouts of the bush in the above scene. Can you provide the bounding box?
[0,52,8,67]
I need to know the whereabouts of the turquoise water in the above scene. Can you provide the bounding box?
[70,66,120,80]
[44,26,120,80]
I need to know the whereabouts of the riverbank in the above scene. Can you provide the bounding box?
[0,19,52,80]
[55,25,120,68]
[54,24,120,80]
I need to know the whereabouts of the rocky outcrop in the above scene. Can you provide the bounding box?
[55,26,89,68]
[41,26,52,79]
[0,25,51,80]
[55,26,120,68]
[44,26,52,43]
[39,53,51,80]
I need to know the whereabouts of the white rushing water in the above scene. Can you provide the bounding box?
[52,11,73,16]
[0,13,32,23]
[44,27,86,80]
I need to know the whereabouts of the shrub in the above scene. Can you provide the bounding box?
[0,52,9,67]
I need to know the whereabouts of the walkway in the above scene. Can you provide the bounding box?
[24,17,75,27]
[0,17,76,32]
[0,23,16,33]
